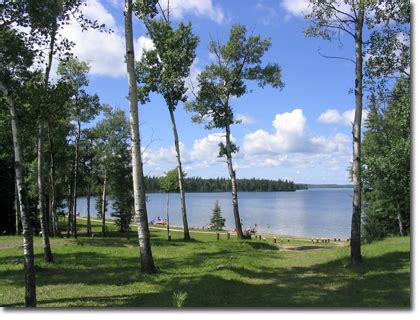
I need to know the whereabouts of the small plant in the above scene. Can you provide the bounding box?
[172,290,188,307]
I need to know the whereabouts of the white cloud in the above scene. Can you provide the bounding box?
[280,0,352,19]
[159,0,224,24]
[235,113,256,125]
[57,0,153,78]
[243,109,351,156]
[280,0,312,17]
[318,108,368,126]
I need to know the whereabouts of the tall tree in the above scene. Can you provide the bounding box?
[0,20,37,307]
[136,2,199,241]
[303,0,410,264]
[57,58,101,239]
[124,0,156,273]
[186,24,284,239]
[362,77,410,240]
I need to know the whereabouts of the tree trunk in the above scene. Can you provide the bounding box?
[71,121,81,239]
[47,123,61,238]
[396,201,405,236]
[101,170,107,237]
[1,81,37,307]
[36,25,56,262]
[124,0,156,273]
[87,192,91,236]
[166,192,170,240]
[66,173,73,238]
[15,182,21,235]
[168,107,190,240]
[225,124,244,240]
[350,7,365,264]
[37,117,53,262]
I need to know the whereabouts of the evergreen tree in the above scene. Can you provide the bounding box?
[210,201,225,231]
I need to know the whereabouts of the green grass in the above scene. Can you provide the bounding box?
[0,219,410,308]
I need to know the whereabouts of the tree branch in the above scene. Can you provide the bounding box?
[318,47,356,64]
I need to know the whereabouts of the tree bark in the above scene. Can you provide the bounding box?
[124,0,156,273]
[47,123,61,238]
[71,120,81,239]
[15,182,21,235]
[66,170,73,238]
[396,201,405,236]
[225,124,244,240]
[1,81,37,307]
[166,192,170,240]
[168,107,190,240]
[87,192,92,236]
[37,25,56,263]
[350,6,365,264]
[37,117,53,262]
[101,169,107,237]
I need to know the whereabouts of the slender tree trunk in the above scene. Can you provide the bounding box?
[37,115,53,262]
[1,81,37,307]
[101,170,107,237]
[71,121,81,239]
[15,182,21,235]
[67,172,73,238]
[168,107,190,240]
[36,26,56,262]
[350,7,365,264]
[47,123,61,238]
[87,192,91,236]
[166,192,170,240]
[124,0,156,273]
[396,202,405,236]
[225,124,244,240]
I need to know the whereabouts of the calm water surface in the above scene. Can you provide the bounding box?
[75,188,352,238]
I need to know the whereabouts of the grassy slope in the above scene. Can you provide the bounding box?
[0,219,410,308]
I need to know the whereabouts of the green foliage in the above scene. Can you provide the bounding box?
[136,18,199,109]
[159,168,180,193]
[172,291,188,307]
[186,23,284,131]
[145,176,299,192]
[92,107,133,232]
[209,201,225,231]
[362,77,410,241]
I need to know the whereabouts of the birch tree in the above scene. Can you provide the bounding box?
[186,24,284,239]
[136,7,199,240]
[57,58,101,239]
[124,0,156,273]
[303,0,408,263]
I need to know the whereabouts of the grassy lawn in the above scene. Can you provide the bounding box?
[0,219,410,308]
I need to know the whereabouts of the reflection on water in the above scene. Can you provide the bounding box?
[74,188,352,238]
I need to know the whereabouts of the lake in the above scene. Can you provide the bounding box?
[74,188,353,239]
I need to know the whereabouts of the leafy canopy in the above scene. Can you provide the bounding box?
[185,23,284,130]
[136,19,199,110]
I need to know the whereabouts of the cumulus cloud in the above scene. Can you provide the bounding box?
[318,108,368,126]
[280,0,352,18]
[159,0,224,24]
[280,0,312,17]
[58,0,153,78]
[243,109,350,155]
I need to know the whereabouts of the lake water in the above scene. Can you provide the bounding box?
[74,188,353,239]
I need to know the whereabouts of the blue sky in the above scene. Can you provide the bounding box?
[59,0,367,184]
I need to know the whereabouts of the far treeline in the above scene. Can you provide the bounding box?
[144,176,303,193]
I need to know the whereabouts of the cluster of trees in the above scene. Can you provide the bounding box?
[0,0,410,307]
[145,176,300,192]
